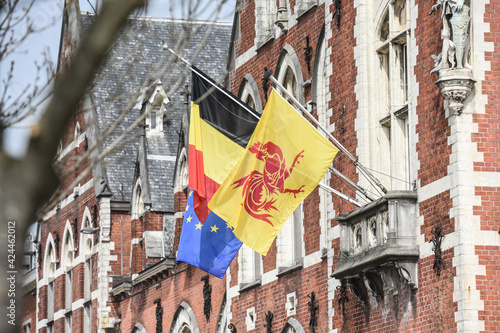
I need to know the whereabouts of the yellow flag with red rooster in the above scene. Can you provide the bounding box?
[208,89,338,255]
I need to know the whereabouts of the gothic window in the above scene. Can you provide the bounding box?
[240,84,256,110]
[131,179,144,220]
[238,74,262,113]
[282,66,297,104]
[81,209,94,257]
[283,325,297,333]
[170,302,199,333]
[62,225,74,314]
[281,317,305,333]
[276,45,304,104]
[62,224,74,268]
[145,82,169,134]
[175,148,189,192]
[375,0,410,190]
[45,240,56,322]
[312,33,331,254]
[44,241,56,278]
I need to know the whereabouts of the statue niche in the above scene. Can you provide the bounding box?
[429,0,475,115]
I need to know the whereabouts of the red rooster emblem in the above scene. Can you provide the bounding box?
[232,141,305,226]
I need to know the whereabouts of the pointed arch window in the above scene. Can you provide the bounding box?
[44,242,56,321]
[131,179,144,220]
[238,74,262,113]
[170,302,199,333]
[62,225,74,313]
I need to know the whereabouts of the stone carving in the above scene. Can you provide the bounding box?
[430,0,471,72]
[429,0,475,114]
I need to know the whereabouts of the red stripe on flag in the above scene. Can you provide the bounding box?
[188,144,221,222]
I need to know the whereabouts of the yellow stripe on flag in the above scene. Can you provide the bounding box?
[190,102,245,184]
[208,90,339,255]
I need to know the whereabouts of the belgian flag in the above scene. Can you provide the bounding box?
[177,68,259,278]
[188,67,259,222]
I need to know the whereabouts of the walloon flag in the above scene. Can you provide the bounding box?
[209,89,339,255]
[177,67,259,278]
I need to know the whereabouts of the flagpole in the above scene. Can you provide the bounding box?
[329,166,376,202]
[163,44,260,120]
[318,183,362,207]
[266,74,388,196]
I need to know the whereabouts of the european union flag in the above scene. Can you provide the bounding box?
[177,190,242,279]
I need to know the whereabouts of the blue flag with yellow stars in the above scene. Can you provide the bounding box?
[177,190,243,279]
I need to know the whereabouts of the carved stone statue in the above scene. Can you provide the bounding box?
[429,0,475,115]
[429,0,471,72]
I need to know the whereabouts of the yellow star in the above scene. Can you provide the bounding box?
[210,224,219,233]
[195,222,203,230]
[225,222,233,229]
[185,204,190,211]
[186,215,193,223]
[189,190,193,197]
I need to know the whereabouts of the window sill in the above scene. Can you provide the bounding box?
[277,263,303,278]
[239,280,261,293]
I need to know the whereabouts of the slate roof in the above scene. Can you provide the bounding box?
[81,14,232,212]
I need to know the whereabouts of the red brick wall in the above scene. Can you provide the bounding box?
[228,3,334,332]
[475,1,500,332]
[115,267,227,332]
[475,186,500,333]
[415,1,452,187]
[21,290,36,332]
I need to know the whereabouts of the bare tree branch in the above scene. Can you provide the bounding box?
[0,0,146,329]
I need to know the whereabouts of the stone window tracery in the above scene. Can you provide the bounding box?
[375,0,411,190]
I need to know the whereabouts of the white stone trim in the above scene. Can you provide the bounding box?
[235,46,257,69]
[147,154,176,161]
[42,179,94,220]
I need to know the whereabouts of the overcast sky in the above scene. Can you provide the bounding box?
[2,0,235,158]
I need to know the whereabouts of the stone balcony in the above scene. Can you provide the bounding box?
[332,191,419,304]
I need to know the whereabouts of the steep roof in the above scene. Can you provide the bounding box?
[82,14,232,212]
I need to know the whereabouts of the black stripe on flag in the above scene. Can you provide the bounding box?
[191,67,260,148]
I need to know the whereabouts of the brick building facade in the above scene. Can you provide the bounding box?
[23,0,499,332]
[225,0,500,332]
